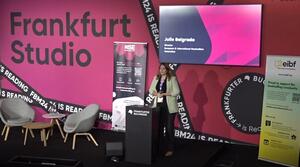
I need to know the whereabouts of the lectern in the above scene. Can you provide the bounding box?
[125,105,158,165]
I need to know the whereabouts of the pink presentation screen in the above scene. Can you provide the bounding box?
[159,5,262,66]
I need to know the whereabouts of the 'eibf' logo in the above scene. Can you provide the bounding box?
[275,60,296,69]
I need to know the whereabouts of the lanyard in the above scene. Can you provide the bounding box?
[159,79,164,92]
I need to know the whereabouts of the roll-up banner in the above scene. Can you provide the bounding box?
[111,42,147,131]
[258,55,300,167]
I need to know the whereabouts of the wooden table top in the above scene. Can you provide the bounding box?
[42,113,66,119]
[22,122,52,129]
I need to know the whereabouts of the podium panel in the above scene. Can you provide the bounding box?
[125,105,158,165]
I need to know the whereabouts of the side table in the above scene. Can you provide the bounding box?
[22,122,52,147]
[42,113,66,139]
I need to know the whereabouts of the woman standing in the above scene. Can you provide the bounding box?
[149,63,180,157]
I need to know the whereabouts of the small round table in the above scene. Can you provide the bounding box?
[42,113,66,139]
[23,122,52,147]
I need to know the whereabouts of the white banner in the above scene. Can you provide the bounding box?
[111,42,147,131]
[259,55,300,167]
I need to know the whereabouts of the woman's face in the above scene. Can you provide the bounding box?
[159,65,167,76]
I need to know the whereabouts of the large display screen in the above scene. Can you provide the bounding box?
[159,5,262,66]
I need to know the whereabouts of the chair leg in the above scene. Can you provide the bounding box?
[88,133,98,147]
[24,128,29,146]
[72,133,77,150]
[4,126,10,141]
[64,133,69,143]
[86,135,91,141]
[1,125,7,136]
[66,133,98,150]
[46,129,50,140]
[41,129,47,147]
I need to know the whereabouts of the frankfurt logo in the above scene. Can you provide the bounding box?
[221,73,264,134]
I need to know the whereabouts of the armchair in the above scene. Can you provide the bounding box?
[0,98,35,141]
[63,104,99,150]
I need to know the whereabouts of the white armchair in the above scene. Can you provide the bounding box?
[63,104,99,150]
[0,98,35,141]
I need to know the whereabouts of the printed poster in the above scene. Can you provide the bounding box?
[258,55,300,167]
[111,42,147,131]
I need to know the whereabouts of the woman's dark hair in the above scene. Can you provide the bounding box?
[156,63,173,80]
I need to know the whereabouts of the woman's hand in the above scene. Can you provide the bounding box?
[154,91,170,97]
[162,92,171,96]
[157,93,163,98]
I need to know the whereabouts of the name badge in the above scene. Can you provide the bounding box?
[157,97,163,103]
